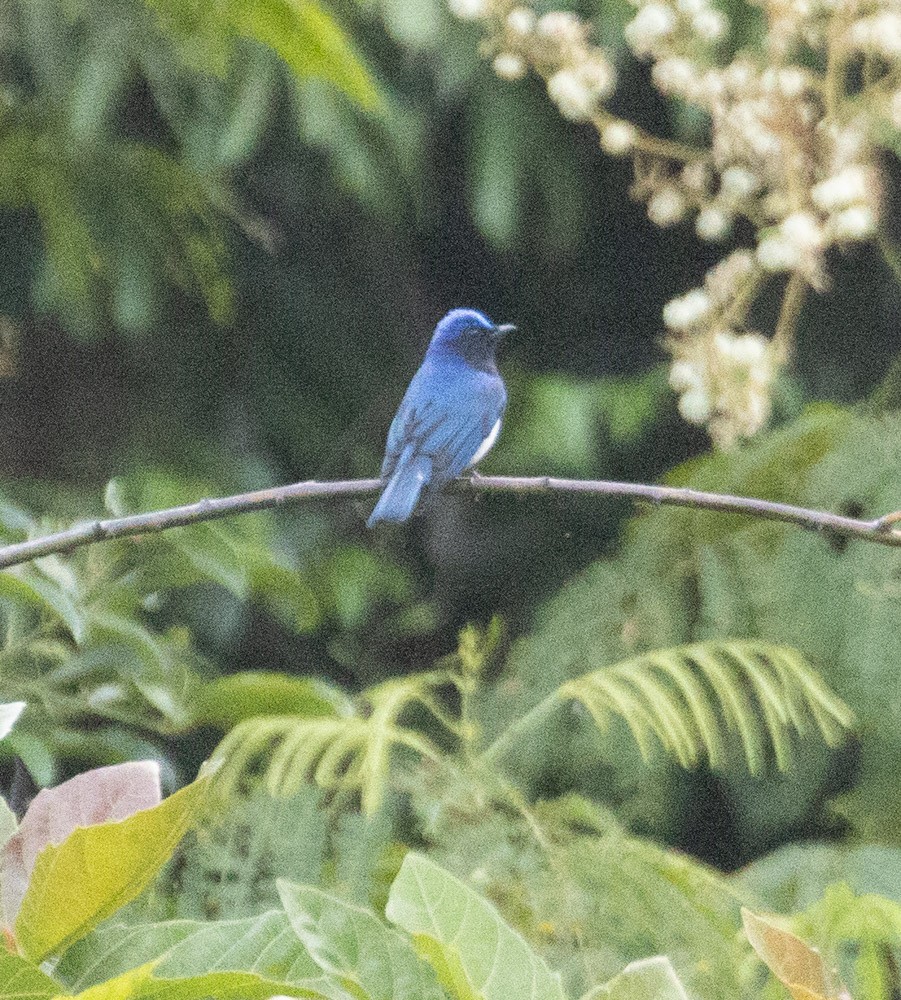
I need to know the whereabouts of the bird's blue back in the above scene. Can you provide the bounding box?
[368,309,508,526]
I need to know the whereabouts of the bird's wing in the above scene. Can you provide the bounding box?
[381,366,506,483]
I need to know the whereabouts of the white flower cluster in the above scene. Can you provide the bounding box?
[516,9,617,120]
[452,0,900,447]
[669,328,774,447]
[664,251,774,446]
[447,1,617,123]
[848,10,901,59]
[632,46,882,273]
[625,0,727,59]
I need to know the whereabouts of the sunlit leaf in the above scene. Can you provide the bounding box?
[278,881,446,1000]
[1,760,162,929]
[60,914,298,986]
[12,765,212,961]
[0,950,58,1000]
[228,0,378,108]
[588,956,690,1000]
[386,852,566,1000]
[556,641,853,774]
[742,907,842,1000]
[190,672,349,730]
[53,964,157,1000]
[213,673,446,812]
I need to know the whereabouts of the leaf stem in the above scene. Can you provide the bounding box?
[480,694,562,767]
[772,273,807,366]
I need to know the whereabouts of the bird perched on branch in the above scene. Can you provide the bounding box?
[367,308,513,527]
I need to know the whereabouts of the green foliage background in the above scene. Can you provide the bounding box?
[1,0,901,996]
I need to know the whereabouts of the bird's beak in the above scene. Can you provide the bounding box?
[494,323,516,338]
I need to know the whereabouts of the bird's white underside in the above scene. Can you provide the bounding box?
[468,419,501,467]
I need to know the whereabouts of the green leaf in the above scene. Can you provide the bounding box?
[385,852,567,1000]
[469,83,522,249]
[0,571,85,643]
[228,0,378,109]
[590,956,690,1000]
[12,766,212,962]
[0,950,58,1000]
[213,673,446,812]
[799,883,901,945]
[57,922,195,990]
[167,524,247,598]
[56,911,348,999]
[1,761,164,929]
[190,672,348,730]
[56,964,157,1000]
[65,913,318,986]
[146,0,378,108]
[278,880,447,1000]
[556,641,853,774]
[414,788,747,1000]
[2,731,57,788]
[737,843,901,912]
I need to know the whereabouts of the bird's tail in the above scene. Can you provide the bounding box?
[367,450,432,527]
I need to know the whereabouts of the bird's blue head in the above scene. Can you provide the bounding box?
[427,308,515,372]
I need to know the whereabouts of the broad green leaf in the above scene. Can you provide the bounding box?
[167,524,247,598]
[1,761,163,929]
[145,0,377,108]
[278,880,447,1000]
[57,912,349,1000]
[13,767,211,962]
[2,731,57,788]
[57,922,194,989]
[190,673,348,730]
[0,702,26,741]
[742,908,840,1000]
[737,843,901,912]
[385,853,566,1000]
[0,572,85,643]
[58,912,317,988]
[417,788,746,1000]
[590,956,690,1000]
[0,950,58,1000]
[53,964,156,1000]
[128,971,336,999]
[58,964,321,1000]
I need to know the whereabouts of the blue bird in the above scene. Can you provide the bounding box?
[367,308,513,527]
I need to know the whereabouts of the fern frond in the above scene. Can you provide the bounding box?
[558,641,853,774]
[212,672,451,814]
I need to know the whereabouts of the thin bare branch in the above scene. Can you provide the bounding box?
[0,474,899,572]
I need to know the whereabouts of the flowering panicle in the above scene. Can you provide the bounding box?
[664,252,776,447]
[447,0,901,448]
